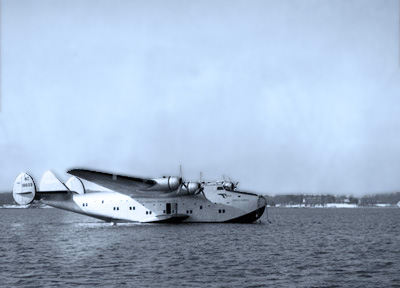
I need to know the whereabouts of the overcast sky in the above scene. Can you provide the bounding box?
[1,0,399,195]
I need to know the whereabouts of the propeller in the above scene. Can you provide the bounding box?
[177,165,188,195]
[176,165,204,196]
[222,175,238,191]
[196,185,205,197]
[195,171,205,196]
[198,171,206,197]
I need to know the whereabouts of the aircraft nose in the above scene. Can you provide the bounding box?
[258,195,267,208]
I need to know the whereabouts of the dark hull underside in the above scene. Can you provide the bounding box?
[156,206,266,223]
[224,206,266,223]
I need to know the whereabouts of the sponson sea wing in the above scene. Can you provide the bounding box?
[67,169,157,196]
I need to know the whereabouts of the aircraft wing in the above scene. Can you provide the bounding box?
[67,169,157,196]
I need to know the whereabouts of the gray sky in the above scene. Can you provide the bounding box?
[1,0,399,195]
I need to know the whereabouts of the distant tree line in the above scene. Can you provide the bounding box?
[358,192,400,206]
[0,193,14,205]
[265,192,400,207]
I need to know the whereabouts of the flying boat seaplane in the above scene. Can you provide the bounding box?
[12,169,267,223]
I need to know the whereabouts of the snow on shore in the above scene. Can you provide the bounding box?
[0,204,52,209]
[272,203,397,208]
[325,203,358,208]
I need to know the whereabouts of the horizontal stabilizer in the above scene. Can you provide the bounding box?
[14,191,34,195]
[40,171,69,192]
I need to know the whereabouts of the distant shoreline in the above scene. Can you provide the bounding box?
[269,204,400,208]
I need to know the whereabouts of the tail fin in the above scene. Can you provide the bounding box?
[13,173,36,205]
[39,171,69,192]
[65,176,85,194]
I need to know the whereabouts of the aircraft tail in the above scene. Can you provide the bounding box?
[13,173,37,205]
[40,171,86,194]
[39,171,69,192]
[12,171,72,205]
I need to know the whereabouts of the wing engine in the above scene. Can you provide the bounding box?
[147,176,181,191]
[177,181,203,195]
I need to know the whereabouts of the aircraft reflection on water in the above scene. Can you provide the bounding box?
[12,168,266,223]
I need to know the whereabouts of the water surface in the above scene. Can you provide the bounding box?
[0,208,399,287]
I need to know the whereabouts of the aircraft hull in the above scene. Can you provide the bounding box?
[14,171,267,223]
[35,190,266,223]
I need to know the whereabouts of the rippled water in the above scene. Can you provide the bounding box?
[0,208,399,287]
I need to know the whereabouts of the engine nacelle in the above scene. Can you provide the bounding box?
[13,173,36,205]
[149,176,181,191]
[223,182,235,191]
[182,181,201,194]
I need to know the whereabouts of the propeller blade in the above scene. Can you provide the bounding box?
[177,184,182,195]
[194,186,204,195]
[176,181,189,195]
[176,165,184,195]
[199,187,206,198]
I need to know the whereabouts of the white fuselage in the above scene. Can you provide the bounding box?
[13,171,267,223]
[41,186,266,223]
